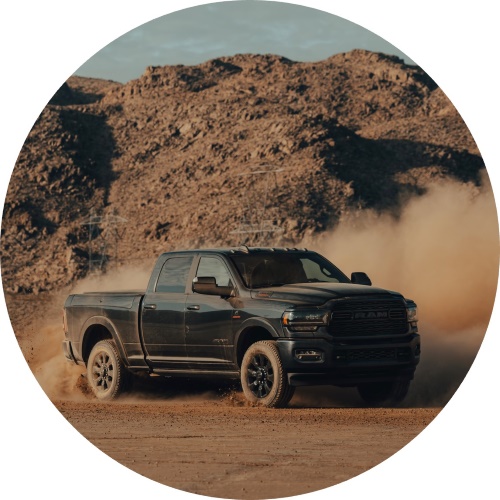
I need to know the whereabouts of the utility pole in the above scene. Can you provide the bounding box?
[80,209,128,274]
[229,164,285,245]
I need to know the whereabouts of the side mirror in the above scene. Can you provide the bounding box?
[351,272,372,286]
[192,276,234,297]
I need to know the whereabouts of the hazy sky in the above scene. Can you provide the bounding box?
[75,1,414,83]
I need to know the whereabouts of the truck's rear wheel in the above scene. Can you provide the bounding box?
[87,340,130,401]
[357,380,410,406]
[241,341,294,408]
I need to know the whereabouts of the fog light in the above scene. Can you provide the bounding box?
[294,349,324,362]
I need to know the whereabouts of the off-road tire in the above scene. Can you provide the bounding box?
[241,340,294,408]
[87,340,130,401]
[357,380,411,407]
[389,380,411,404]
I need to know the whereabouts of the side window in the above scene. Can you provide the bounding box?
[156,256,193,293]
[196,257,233,287]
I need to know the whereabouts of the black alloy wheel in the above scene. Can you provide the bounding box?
[240,340,294,408]
[247,353,275,398]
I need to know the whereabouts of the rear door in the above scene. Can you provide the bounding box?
[141,255,194,370]
[185,255,236,371]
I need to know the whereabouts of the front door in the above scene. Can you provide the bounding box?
[185,255,235,370]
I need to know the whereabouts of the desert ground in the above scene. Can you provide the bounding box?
[55,396,439,499]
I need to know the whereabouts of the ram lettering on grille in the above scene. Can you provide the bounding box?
[353,311,388,320]
[330,301,407,336]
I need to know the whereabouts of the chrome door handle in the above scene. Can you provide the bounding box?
[144,304,157,310]
[187,305,200,311]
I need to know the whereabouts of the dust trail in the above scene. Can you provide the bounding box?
[303,170,499,406]
[31,323,87,401]
[69,261,153,294]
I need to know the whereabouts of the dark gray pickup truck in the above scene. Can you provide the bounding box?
[63,247,420,407]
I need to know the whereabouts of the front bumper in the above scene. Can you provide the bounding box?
[277,334,421,387]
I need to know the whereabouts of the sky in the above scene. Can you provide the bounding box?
[75,1,415,83]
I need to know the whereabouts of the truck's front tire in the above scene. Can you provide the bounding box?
[241,341,294,408]
[87,340,130,401]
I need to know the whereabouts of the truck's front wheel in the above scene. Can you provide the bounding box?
[241,341,294,408]
[87,340,130,401]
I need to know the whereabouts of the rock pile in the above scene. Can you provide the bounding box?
[1,50,485,294]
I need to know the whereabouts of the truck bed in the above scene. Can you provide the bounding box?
[64,291,147,370]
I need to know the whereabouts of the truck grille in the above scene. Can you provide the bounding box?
[330,299,407,336]
[335,347,411,362]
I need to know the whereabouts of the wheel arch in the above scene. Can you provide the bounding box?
[81,316,128,366]
[234,318,278,367]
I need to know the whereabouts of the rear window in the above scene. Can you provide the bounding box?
[156,256,194,293]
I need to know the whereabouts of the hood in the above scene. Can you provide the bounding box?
[250,282,403,306]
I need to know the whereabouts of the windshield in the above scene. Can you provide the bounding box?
[230,252,350,289]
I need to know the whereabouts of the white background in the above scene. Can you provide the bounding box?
[1,1,498,499]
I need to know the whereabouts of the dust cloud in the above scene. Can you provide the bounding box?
[31,323,86,401]
[307,171,499,406]
[70,262,153,294]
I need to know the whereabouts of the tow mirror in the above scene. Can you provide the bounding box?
[351,272,372,286]
[192,276,234,297]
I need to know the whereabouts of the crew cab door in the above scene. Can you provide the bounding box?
[141,255,194,370]
[185,255,236,371]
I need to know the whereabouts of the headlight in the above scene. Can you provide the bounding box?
[406,301,418,322]
[282,309,330,332]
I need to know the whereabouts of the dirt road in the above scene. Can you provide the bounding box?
[55,394,439,499]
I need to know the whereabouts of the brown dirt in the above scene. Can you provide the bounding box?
[55,398,439,499]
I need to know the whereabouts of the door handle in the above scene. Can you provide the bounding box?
[187,305,200,311]
[144,304,157,310]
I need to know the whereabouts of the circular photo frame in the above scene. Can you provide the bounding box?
[2,2,498,499]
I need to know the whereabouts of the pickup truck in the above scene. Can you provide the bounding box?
[63,247,420,407]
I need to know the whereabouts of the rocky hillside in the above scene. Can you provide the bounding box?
[1,50,485,294]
